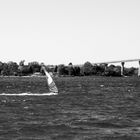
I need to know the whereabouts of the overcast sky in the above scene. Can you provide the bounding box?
[0,0,140,66]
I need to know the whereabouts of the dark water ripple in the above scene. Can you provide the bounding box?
[0,76,140,139]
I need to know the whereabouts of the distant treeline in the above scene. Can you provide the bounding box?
[0,61,138,76]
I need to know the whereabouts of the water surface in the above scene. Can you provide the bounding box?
[0,76,140,140]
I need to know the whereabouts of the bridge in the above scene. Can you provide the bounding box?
[93,58,140,76]
[76,59,140,76]
[92,58,140,76]
[93,59,140,65]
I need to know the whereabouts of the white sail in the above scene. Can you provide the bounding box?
[42,67,58,93]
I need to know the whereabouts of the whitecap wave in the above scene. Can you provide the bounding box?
[0,92,58,96]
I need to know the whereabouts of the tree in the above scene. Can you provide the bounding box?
[124,67,136,76]
[28,61,41,73]
[94,64,106,76]
[1,63,9,76]
[58,64,68,76]
[105,65,121,76]
[19,60,25,66]
[73,66,81,76]
[18,60,32,76]
[19,66,32,76]
[83,61,94,75]
[7,61,18,75]
[0,61,3,75]
[68,63,75,76]
[54,65,58,73]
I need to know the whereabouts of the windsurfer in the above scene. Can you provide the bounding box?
[41,66,58,93]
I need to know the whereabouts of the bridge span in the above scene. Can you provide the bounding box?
[92,58,140,76]
[75,59,140,76]
[93,59,140,65]
[92,59,140,76]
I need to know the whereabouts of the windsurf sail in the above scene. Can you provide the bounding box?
[42,66,58,93]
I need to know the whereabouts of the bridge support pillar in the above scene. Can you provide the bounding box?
[121,62,125,76]
[138,61,140,77]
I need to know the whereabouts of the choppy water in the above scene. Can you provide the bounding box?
[0,76,140,140]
